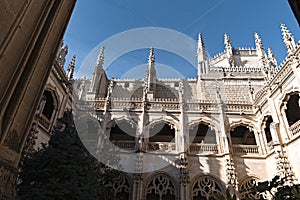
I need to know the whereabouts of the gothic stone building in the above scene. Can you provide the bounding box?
[41,24,300,199]
[28,42,75,150]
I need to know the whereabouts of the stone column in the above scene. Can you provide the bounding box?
[132,152,144,200]
[0,1,76,199]
[179,153,190,200]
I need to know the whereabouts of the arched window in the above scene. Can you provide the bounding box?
[111,175,131,200]
[192,175,224,200]
[149,122,175,143]
[286,93,300,126]
[148,122,176,151]
[230,125,256,145]
[189,123,216,144]
[42,90,56,120]
[145,174,176,200]
[239,178,266,200]
[109,121,136,150]
[263,116,273,143]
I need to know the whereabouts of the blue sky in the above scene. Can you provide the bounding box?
[64,0,299,79]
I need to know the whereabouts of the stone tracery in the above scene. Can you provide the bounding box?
[145,174,176,200]
[191,175,224,200]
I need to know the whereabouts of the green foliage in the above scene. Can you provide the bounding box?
[243,175,300,200]
[213,189,237,200]
[18,111,120,200]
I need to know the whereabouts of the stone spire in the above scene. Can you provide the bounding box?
[224,33,234,67]
[67,55,76,80]
[96,46,105,70]
[254,32,268,67]
[280,23,296,56]
[267,47,277,66]
[90,46,105,92]
[197,34,209,76]
[197,33,207,62]
[146,48,156,92]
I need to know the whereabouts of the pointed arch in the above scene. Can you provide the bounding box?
[239,176,265,200]
[188,117,221,133]
[107,118,137,150]
[106,116,137,129]
[190,174,225,200]
[229,119,257,132]
[109,173,132,199]
[146,117,178,132]
[144,172,178,200]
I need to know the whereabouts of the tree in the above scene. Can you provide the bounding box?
[213,189,237,200]
[18,111,120,200]
[242,175,300,200]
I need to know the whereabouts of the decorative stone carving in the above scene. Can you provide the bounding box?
[275,150,296,185]
[112,175,130,196]
[179,154,189,185]
[225,159,238,190]
[56,41,68,67]
[146,174,176,199]
[192,175,223,199]
[239,178,265,199]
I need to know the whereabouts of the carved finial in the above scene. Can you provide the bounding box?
[267,47,277,66]
[197,34,210,76]
[197,33,207,62]
[179,79,184,104]
[148,47,155,64]
[224,33,234,67]
[67,55,76,80]
[96,46,105,69]
[224,33,233,52]
[254,32,267,67]
[146,48,156,91]
[90,47,105,92]
[280,23,296,56]
[57,40,68,67]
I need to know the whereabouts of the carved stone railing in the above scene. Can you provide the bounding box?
[232,145,259,155]
[186,103,219,112]
[225,104,253,113]
[83,97,254,113]
[289,119,300,136]
[114,141,135,150]
[189,143,219,154]
[147,142,176,152]
[210,66,261,73]
[149,98,180,111]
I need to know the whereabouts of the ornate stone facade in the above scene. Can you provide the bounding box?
[69,24,300,199]
[17,24,300,199]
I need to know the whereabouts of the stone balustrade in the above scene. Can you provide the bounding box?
[225,104,253,113]
[114,141,135,150]
[289,119,300,136]
[81,97,254,113]
[232,145,259,155]
[189,143,219,154]
[148,142,176,152]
